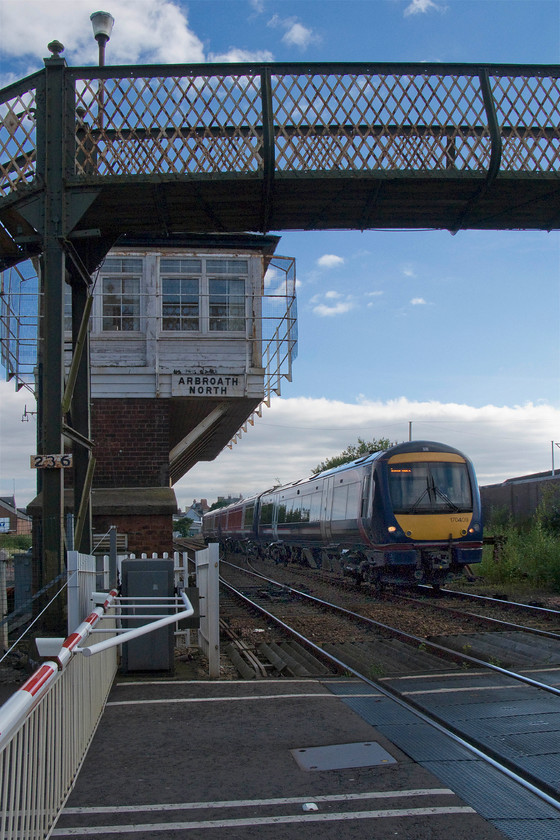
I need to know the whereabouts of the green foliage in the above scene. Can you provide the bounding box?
[0,534,32,553]
[479,495,560,590]
[174,517,193,537]
[312,437,394,475]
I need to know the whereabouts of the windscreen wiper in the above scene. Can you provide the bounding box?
[429,476,460,511]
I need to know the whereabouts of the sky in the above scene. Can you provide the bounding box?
[0,0,559,511]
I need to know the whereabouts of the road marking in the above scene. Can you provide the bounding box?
[52,806,475,835]
[106,692,381,707]
[63,788,456,815]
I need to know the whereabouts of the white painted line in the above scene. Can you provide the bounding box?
[106,692,382,707]
[404,683,531,696]
[52,806,475,835]
[378,671,490,681]
[64,788,456,815]
[116,679,321,687]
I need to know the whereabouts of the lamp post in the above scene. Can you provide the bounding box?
[89,11,114,137]
[90,10,114,66]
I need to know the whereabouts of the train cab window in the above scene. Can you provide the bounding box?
[389,461,472,513]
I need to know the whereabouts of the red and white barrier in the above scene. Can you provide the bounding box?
[0,589,118,749]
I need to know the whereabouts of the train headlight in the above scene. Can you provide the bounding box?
[388,526,397,533]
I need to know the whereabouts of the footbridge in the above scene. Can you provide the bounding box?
[1,59,559,275]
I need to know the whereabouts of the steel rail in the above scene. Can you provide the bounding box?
[389,592,560,641]
[222,560,560,697]
[433,586,560,616]
[220,575,560,813]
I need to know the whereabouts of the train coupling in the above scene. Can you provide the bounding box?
[422,549,451,572]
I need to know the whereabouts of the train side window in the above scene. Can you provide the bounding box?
[332,485,349,520]
[287,498,302,522]
[300,496,311,522]
[244,503,254,528]
[347,482,361,518]
[309,491,322,521]
[260,502,274,525]
[277,503,287,524]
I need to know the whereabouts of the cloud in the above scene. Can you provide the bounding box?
[410,297,427,305]
[208,48,274,63]
[267,13,319,51]
[282,22,316,49]
[0,382,38,507]
[1,381,558,514]
[176,395,560,505]
[0,0,205,68]
[404,0,445,17]
[310,291,355,317]
[313,301,355,317]
[317,254,344,269]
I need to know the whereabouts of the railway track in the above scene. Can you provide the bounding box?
[218,557,560,814]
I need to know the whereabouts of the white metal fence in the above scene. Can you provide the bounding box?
[0,554,118,840]
[0,544,218,839]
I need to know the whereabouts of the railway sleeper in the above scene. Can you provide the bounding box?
[431,631,560,668]
[276,640,333,675]
[225,643,259,680]
[262,641,313,677]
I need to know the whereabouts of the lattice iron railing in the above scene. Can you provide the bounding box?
[1,64,559,198]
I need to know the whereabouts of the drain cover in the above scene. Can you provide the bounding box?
[291,741,397,771]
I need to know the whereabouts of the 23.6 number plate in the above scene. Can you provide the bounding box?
[31,454,73,469]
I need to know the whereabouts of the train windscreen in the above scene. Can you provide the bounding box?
[388,461,472,514]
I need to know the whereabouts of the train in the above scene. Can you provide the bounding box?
[202,440,483,587]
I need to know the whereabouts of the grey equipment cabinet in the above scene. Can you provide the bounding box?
[120,558,175,672]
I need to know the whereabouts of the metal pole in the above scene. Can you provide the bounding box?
[109,525,117,588]
[553,441,556,476]
[0,550,8,652]
[39,46,68,630]
[70,279,93,553]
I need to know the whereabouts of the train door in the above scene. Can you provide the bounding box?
[360,468,374,536]
[320,476,334,542]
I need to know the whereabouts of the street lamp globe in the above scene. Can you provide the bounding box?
[90,11,114,65]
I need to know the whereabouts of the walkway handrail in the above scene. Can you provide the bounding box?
[79,589,194,657]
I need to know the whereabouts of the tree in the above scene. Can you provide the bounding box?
[312,437,394,475]
[174,516,193,537]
